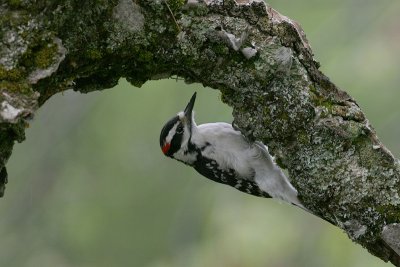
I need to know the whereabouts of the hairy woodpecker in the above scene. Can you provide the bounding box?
[160,92,304,207]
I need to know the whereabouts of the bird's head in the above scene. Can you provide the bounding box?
[160,92,197,158]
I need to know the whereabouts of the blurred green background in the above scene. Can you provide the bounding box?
[1,1,399,266]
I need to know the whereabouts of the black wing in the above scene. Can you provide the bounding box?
[193,155,271,198]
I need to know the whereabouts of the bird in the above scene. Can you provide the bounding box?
[159,92,304,208]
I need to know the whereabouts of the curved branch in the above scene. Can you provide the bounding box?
[0,0,399,265]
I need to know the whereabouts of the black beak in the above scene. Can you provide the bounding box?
[184,92,196,129]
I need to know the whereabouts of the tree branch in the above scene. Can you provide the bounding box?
[1,0,399,265]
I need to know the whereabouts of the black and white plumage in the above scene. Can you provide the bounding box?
[160,92,303,207]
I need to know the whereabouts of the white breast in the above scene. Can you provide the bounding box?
[192,122,302,206]
[191,123,253,176]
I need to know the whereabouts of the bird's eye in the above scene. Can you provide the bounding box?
[176,125,183,134]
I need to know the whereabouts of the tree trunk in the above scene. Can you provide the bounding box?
[0,0,399,265]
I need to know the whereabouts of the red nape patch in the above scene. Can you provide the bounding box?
[162,143,171,154]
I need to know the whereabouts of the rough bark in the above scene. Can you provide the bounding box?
[0,0,399,265]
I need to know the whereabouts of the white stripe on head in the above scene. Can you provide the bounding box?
[166,122,179,143]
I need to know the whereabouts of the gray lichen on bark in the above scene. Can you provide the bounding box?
[0,0,399,265]
[382,224,400,256]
